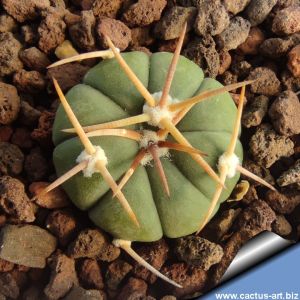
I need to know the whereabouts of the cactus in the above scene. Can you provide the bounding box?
[39,27,275,287]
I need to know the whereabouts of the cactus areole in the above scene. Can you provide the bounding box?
[52,51,243,242]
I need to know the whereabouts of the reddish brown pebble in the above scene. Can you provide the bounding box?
[131,27,154,48]
[117,277,147,300]
[238,27,265,55]
[92,0,123,18]
[19,101,41,127]
[272,215,292,236]
[13,70,46,94]
[0,83,20,125]
[260,38,293,59]
[218,51,232,75]
[269,90,300,135]
[30,182,69,209]
[272,6,300,35]
[79,259,104,290]
[46,210,78,247]
[132,239,169,284]
[0,273,19,299]
[161,263,207,298]
[123,0,167,27]
[19,47,51,72]
[0,258,14,272]
[11,128,33,150]
[96,17,131,51]
[63,286,107,300]
[287,45,300,77]
[44,252,78,300]
[106,259,133,290]
[0,126,13,142]
[265,190,300,214]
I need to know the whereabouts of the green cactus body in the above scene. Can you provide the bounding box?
[52,52,243,242]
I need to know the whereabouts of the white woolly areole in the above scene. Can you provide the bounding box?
[139,130,169,166]
[142,92,177,128]
[76,146,108,177]
[218,153,240,178]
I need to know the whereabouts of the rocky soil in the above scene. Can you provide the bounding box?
[0,0,299,299]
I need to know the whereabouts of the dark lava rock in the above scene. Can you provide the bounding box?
[21,24,39,45]
[0,142,24,176]
[223,0,251,15]
[44,252,79,300]
[287,44,300,77]
[19,100,41,126]
[0,224,57,268]
[154,6,197,40]
[13,70,46,94]
[96,17,131,51]
[117,277,147,300]
[277,159,300,187]
[0,32,23,77]
[249,124,294,168]
[11,127,33,150]
[69,10,96,51]
[0,176,35,222]
[272,215,292,236]
[0,273,19,299]
[245,0,278,26]
[216,17,251,51]
[281,70,300,92]
[2,0,50,22]
[194,0,229,36]
[46,210,78,247]
[272,6,300,35]
[132,239,169,284]
[242,95,269,128]
[0,83,20,125]
[238,27,265,55]
[183,36,220,78]
[161,263,207,298]
[106,259,133,290]
[63,286,106,300]
[38,11,66,54]
[92,0,123,18]
[123,0,167,27]
[79,258,104,290]
[265,190,300,214]
[260,38,293,58]
[20,47,51,72]
[269,90,300,135]
[174,236,223,271]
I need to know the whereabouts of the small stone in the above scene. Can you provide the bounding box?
[79,259,104,290]
[260,38,293,58]
[174,236,223,271]
[223,0,251,15]
[21,24,38,45]
[47,63,90,93]
[236,200,276,234]
[220,71,238,87]
[154,6,197,40]
[242,95,269,128]
[0,14,17,33]
[38,12,66,54]
[131,27,154,47]
[44,252,78,300]
[19,47,51,72]
[238,27,265,55]
[194,0,229,36]
[183,36,219,78]
[24,147,49,181]
[247,67,281,96]
[277,159,300,187]
[281,70,300,92]
[96,17,131,51]
[265,190,300,214]
[249,124,294,168]
[92,0,123,18]
[269,90,300,135]
[63,286,106,300]
[68,229,120,261]
[0,83,20,125]
[161,263,207,298]
[216,17,251,51]
[245,0,277,26]
[287,45,300,77]
[0,224,57,268]
[272,6,300,35]
[0,142,24,176]
[0,273,19,299]
[218,51,232,75]
[46,210,78,247]
[106,259,133,290]
[132,239,169,284]
[0,258,14,272]
[29,182,69,209]
[0,32,23,77]
[2,0,50,22]
[0,126,13,142]
[272,215,292,236]
[230,59,251,78]
[18,101,41,126]
[0,176,35,222]
[117,277,147,300]
[11,128,33,149]
[13,70,46,94]
[123,0,167,27]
